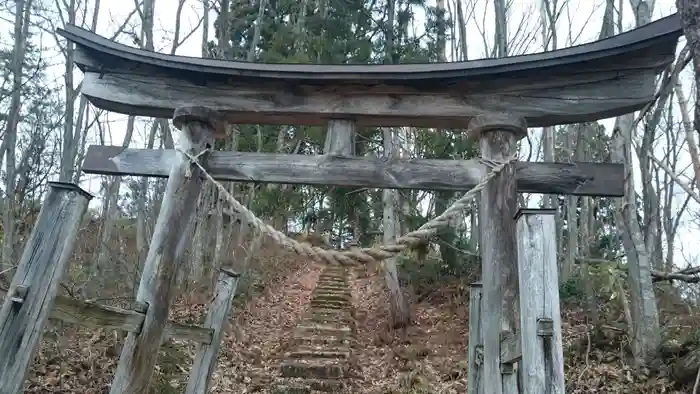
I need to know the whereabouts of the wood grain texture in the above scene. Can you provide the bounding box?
[45,295,213,343]
[474,125,521,394]
[515,209,565,394]
[109,109,215,394]
[324,120,356,156]
[82,145,625,196]
[75,70,661,129]
[185,269,239,394]
[0,183,91,394]
[467,283,484,394]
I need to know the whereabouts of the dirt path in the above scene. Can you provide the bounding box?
[211,260,324,393]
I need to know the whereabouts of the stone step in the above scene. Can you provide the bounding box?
[316,281,347,287]
[314,285,351,292]
[317,275,347,282]
[311,288,352,300]
[312,293,352,303]
[280,360,351,379]
[297,321,351,331]
[285,349,351,359]
[294,325,353,339]
[292,335,354,349]
[311,297,351,305]
[321,267,347,274]
[307,314,354,326]
[312,307,354,316]
[318,272,346,277]
[310,301,351,310]
[272,377,346,393]
[308,309,353,319]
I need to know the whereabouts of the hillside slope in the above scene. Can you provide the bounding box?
[19,245,697,394]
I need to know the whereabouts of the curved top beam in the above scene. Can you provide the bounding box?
[55,14,682,128]
[59,14,680,82]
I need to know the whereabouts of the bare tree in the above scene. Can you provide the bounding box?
[609,0,661,367]
[1,0,34,274]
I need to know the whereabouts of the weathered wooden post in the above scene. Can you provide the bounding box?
[109,106,223,394]
[0,182,92,393]
[515,208,564,394]
[185,268,240,394]
[468,113,526,394]
[324,119,355,156]
[323,119,356,248]
[467,282,483,394]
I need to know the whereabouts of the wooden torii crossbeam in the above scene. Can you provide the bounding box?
[58,14,678,129]
[0,13,680,394]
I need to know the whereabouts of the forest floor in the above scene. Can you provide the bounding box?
[19,246,695,394]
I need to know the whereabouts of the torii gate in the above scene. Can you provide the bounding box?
[0,12,681,394]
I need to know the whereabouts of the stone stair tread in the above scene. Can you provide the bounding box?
[317,277,347,282]
[280,360,350,379]
[297,322,351,331]
[293,336,354,347]
[272,377,346,393]
[309,303,350,310]
[285,349,351,359]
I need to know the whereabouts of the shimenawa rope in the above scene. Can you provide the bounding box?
[178,148,517,266]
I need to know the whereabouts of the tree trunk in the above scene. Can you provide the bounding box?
[382,127,410,329]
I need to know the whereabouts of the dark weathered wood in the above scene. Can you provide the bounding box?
[56,15,681,127]
[467,282,484,394]
[499,332,522,364]
[75,70,659,129]
[185,269,240,394]
[109,106,218,394]
[42,295,213,343]
[82,145,624,196]
[58,14,680,83]
[470,114,523,394]
[0,183,92,393]
[515,209,565,393]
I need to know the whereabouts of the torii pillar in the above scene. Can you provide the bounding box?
[468,113,527,394]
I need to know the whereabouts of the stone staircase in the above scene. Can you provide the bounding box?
[272,264,356,393]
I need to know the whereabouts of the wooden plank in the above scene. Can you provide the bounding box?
[109,106,218,394]
[46,295,213,343]
[515,209,565,394]
[56,16,681,128]
[185,269,240,394]
[82,145,624,197]
[470,114,523,394]
[0,182,92,394]
[467,282,484,394]
[75,70,661,129]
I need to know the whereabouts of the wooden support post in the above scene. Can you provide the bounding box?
[0,182,92,393]
[468,113,526,394]
[323,119,356,247]
[109,106,221,394]
[324,119,356,156]
[515,209,565,394]
[185,268,240,394]
[467,282,483,394]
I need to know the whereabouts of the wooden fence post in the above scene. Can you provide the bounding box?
[185,268,240,394]
[109,106,221,394]
[0,182,92,393]
[467,282,483,394]
[515,208,565,394]
[468,113,527,394]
